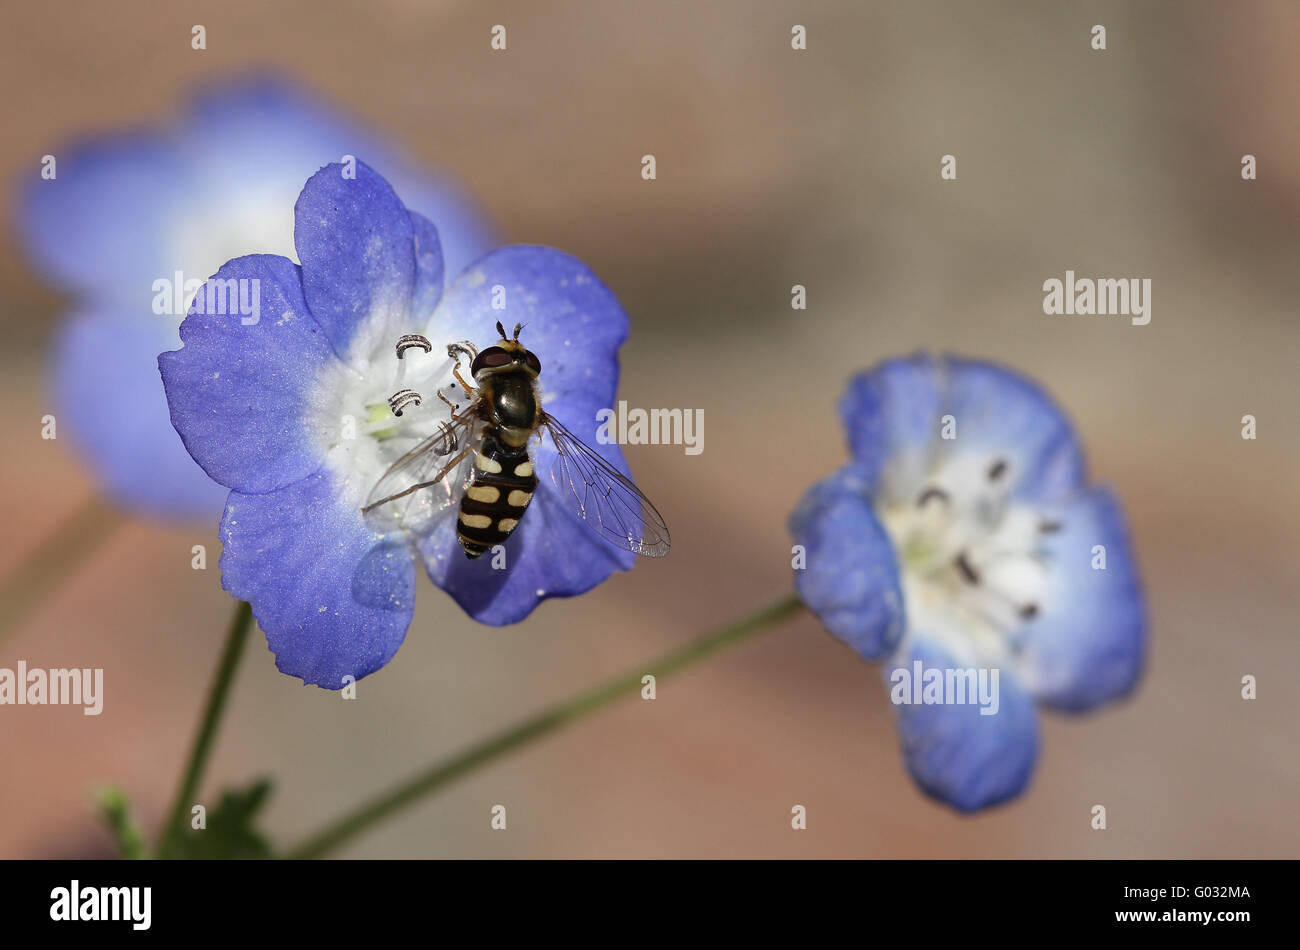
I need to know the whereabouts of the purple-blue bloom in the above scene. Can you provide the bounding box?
[159,161,636,688]
[18,76,495,519]
[790,355,1145,812]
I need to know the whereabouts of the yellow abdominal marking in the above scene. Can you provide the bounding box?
[498,518,519,533]
[459,513,493,529]
[507,489,532,507]
[514,460,533,477]
[475,454,502,473]
[466,485,500,503]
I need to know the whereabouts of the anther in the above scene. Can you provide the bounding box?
[388,389,422,417]
[917,487,950,508]
[395,334,432,359]
[1018,603,1040,620]
[1039,520,1062,534]
[954,552,981,586]
[987,458,1008,482]
[434,420,460,454]
[447,340,479,364]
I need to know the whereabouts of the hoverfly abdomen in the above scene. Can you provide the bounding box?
[457,434,537,558]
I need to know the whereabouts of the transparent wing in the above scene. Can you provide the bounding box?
[541,412,671,558]
[362,415,482,537]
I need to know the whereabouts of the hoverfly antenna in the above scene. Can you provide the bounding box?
[512,322,524,340]
[495,320,507,340]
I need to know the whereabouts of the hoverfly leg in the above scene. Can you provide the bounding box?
[436,388,477,425]
[447,340,480,398]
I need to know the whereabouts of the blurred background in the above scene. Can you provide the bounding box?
[1,0,1297,857]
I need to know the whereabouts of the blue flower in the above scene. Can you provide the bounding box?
[18,75,495,519]
[790,354,1145,812]
[159,161,637,688]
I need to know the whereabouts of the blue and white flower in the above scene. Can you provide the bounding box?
[159,161,636,688]
[18,76,494,518]
[790,355,1146,811]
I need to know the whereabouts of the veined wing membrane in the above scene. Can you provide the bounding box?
[542,412,671,557]
[363,417,481,536]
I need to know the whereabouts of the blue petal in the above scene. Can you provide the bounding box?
[159,255,335,493]
[408,211,445,322]
[1015,487,1146,712]
[887,637,1039,812]
[220,469,415,689]
[17,75,495,309]
[839,356,945,500]
[418,470,634,627]
[388,172,498,288]
[788,468,905,660]
[17,133,191,303]
[294,161,419,362]
[429,246,628,427]
[51,310,228,519]
[180,75,496,277]
[840,354,1087,504]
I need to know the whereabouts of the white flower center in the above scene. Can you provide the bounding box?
[306,318,465,522]
[879,453,1053,666]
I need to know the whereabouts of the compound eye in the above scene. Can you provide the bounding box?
[471,347,512,374]
[524,350,542,374]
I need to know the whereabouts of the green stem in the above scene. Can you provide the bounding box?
[0,495,123,647]
[284,594,806,860]
[159,600,254,858]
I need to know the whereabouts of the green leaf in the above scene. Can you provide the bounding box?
[93,785,146,860]
[170,777,275,859]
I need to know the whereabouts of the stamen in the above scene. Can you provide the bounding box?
[954,552,981,586]
[886,453,1054,657]
[395,334,432,359]
[917,487,949,508]
[388,389,422,417]
[432,419,461,455]
[447,340,479,364]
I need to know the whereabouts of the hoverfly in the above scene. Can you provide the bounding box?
[361,321,671,560]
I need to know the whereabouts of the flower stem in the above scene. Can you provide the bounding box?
[0,494,123,647]
[284,594,806,860]
[158,600,254,858]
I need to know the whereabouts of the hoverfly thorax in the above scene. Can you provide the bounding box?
[363,318,670,561]
[473,321,542,447]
